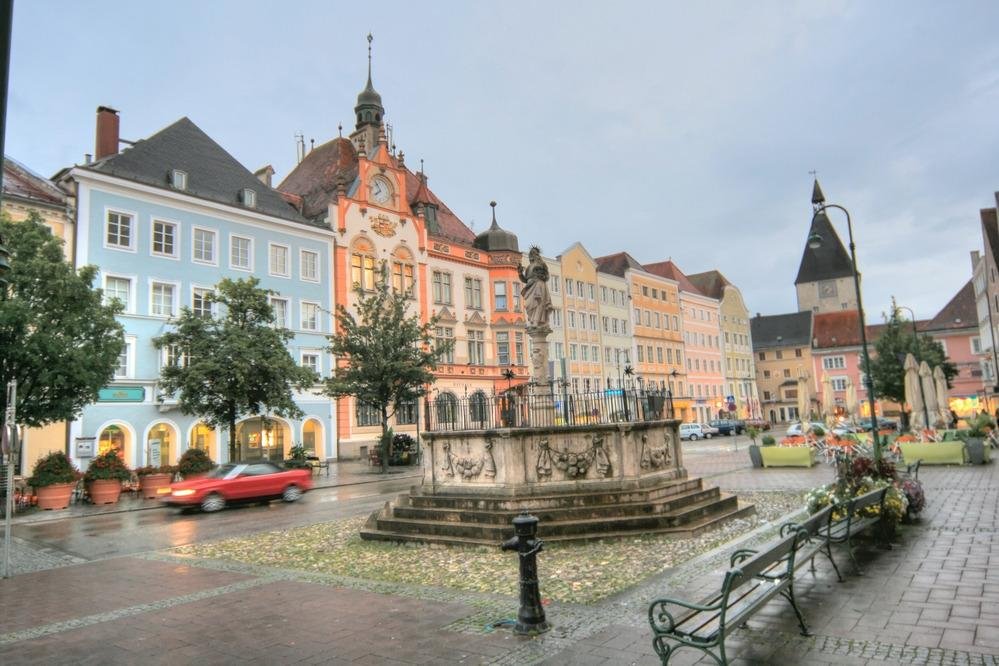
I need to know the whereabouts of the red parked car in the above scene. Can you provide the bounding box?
[162,462,313,512]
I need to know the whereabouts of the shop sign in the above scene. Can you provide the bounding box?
[75,437,96,458]
[98,386,145,402]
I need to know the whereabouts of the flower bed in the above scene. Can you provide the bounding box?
[806,454,924,525]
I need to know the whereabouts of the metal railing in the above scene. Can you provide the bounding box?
[423,387,674,432]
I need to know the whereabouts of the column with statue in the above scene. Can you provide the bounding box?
[519,246,554,396]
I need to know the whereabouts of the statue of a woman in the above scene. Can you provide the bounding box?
[519,246,553,330]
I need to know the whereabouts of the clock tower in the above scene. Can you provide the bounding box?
[350,33,385,156]
[794,179,858,314]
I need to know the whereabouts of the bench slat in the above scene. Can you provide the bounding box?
[688,581,785,640]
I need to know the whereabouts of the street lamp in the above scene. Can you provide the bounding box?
[807,203,882,460]
[895,304,930,429]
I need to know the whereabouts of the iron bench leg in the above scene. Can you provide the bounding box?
[823,541,844,582]
[780,584,812,636]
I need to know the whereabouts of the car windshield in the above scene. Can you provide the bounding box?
[207,464,242,479]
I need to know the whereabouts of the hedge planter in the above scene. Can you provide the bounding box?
[35,482,76,510]
[962,438,991,465]
[761,446,815,468]
[88,479,123,505]
[139,473,174,499]
[747,444,763,468]
[899,441,966,466]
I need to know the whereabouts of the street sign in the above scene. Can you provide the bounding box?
[148,439,161,467]
[726,395,735,403]
[75,437,95,458]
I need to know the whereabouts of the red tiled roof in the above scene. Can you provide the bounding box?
[3,156,65,207]
[400,168,474,245]
[925,280,976,332]
[686,270,732,300]
[812,310,863,348]
[595,252,647,277]
[644,260,702,295]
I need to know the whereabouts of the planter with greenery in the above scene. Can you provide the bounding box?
[84,449,132,505]
[28,451,80,510]
[178,448,215,479]
[390,433,418,466]
[960,414,993,465]
[746,426,763,468]
[761,445,815,468]
[135,465,177,499]
[283,444,311,469]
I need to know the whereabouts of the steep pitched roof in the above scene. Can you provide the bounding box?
[794,210,854,284]
[86,117,308,225]
[644,260,703,295]
[981,208,999,273]
[595,251,647,277]
[3,155,66,207]
[925,280,976,332]
[686,270,732,300]
[751,311,813,350]
[812,310,862,348]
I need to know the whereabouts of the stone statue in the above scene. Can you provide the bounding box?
[518,246,553,331]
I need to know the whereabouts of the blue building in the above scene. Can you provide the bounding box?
[62,107,335,468]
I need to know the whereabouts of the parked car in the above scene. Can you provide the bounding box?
[745,418,772,431]
[700,423,719,437]
[830,423,862,437]
[680,423,712,440]
[709,419,745,436]
[162,462,313,513]
[785,422,826,437]
[860,417,900,432]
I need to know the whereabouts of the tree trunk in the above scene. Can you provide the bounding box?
[380,405,389,474]
[229,415,238,463]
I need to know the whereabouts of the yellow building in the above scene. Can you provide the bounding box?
[751,311,814,424]
[2,156,75,472]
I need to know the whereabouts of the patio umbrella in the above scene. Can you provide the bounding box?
[821,373,836,425]
[933,365,950,427]
[904,354,925,430]
[845,378,858,422]
[797,374,811,425]
[920,360,939,430]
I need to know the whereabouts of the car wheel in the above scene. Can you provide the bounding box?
[690,434,699,440]
[282,485,303,503]
[201,492,225,513]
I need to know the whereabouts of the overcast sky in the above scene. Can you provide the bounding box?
[7,1,999,321]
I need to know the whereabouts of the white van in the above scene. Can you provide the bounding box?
[679,423,709,440]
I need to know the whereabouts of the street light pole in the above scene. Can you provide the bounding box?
[808,203,881,460]
[896,304,930,429]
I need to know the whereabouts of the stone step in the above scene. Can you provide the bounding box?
[406,477,704,511]
[392,486,722,526]
[369,494,740,541]
[359,500,756,546]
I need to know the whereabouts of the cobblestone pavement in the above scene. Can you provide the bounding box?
[0,457,996,664]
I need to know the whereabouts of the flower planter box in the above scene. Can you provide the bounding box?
[961,438,990,465]
[35,482,76,510]
[899,441,966,466]
[747,444,763,468]
[761,446,815,468]
[139,473,174,499]
[87,479,123,505]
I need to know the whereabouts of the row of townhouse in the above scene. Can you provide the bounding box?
[753,180,985,426]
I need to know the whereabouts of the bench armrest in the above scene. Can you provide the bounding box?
[649,596,721,634]
[778,521,801,538]
[729,548,758,567]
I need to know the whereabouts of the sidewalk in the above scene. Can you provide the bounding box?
[7,460,422,526]
[1,453,997,664]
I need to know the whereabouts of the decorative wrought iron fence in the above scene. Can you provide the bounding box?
[423,388,674,432]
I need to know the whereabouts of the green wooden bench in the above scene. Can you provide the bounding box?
[648,532,810,665]
[816,486,887,575]
[775,504,843,582]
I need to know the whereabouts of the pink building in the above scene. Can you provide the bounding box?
[810,311,879,419]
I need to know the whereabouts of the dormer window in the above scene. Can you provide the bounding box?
[242,188,256,208]
[171,169,187,191]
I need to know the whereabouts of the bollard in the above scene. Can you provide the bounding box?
[500,512,551,635]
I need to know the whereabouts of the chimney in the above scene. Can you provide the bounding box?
[254,165,275,188]
[95,106,120,160]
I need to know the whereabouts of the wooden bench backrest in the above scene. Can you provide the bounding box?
[796,504,834,538]
[848,487,886,514]
[724,533,797,594]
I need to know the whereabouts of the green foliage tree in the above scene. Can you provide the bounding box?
[870,307,957,405]
[324,267,451,472]
[0,212,124,436]
[154,278,316,462]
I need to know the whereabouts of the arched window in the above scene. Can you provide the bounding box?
[146,422,176,465]
[302,419,323,457]
[351,238,376,291]
[98,424,127,457]
[236,417,289,462]
[391,246,415,297]
[436,392,457,427]
[469,390,488,427]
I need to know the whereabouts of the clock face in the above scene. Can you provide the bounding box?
[819,280,837,298]
[370,177,391,204]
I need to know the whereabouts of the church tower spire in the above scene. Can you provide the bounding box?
[351,34,385,153]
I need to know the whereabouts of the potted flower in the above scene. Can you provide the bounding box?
[178,447,214,479]
[762,434,814,467]
[84,449,132,504]
[28,451,80,510]
[283,444,311,470]
[746,427,763,468]
[961,414,993,465]
[135,465,177,499]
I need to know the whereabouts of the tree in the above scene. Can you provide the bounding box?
[324,268,451,472]
[0,212,124,436]
[154,277,316,462]
[869,307,957,405]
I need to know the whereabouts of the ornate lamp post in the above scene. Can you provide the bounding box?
[807,203,882,460]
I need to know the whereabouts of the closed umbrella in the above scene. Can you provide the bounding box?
[904,354,925,430]
[845,378,858,422]
[821,373,836,425]
[797,374,810,425]
[919,360,939,430]
[933,365,950,427]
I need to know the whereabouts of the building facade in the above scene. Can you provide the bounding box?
[751,311,813,424]
[795,180,858,315]
[63,108,335,468]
